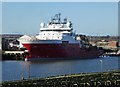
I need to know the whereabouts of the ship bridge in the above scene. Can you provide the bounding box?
[36,13,75,40]
[40,13,73,33]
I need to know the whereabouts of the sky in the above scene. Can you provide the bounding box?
[2,2,118,36]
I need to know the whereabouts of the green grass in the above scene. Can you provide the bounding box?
[1,70,120,87]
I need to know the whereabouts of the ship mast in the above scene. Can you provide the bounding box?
[51,13,61,24]
[58,13,61,23]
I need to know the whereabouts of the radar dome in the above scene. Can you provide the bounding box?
[66,22,70,28]
[40,22,45,28]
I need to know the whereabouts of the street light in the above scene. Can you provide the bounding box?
[28,63,30,79]
[100,60,103,72]
[69,61,71,75]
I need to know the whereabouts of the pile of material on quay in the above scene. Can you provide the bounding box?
[1,70,120,87]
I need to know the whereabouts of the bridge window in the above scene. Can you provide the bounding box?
[62,41,69,44]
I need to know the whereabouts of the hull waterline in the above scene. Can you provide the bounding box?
[23,43,104,61]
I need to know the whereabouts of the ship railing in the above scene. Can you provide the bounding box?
[40,27,72,31]
[19,38,38,42]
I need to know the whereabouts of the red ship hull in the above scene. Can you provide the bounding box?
[23,43,103,61]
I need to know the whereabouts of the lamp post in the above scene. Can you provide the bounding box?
[100,60,103,72]
[28,63,30,79]
[69,61,72,76]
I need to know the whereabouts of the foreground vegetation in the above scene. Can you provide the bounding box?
[1,70,120,87]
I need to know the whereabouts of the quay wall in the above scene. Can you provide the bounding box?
[2,51,28,60]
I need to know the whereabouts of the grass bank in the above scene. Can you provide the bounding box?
[1,70,120,87]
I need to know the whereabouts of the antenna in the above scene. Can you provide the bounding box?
[58,13,61,23]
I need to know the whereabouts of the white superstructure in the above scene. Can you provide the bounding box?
[36,13,74,40]
[19,13,79,44]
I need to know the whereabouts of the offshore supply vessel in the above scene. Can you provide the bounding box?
[19,13,104,61]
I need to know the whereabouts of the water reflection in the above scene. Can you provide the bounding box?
[2,57,119,81]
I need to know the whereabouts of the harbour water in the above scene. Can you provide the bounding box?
[2,56,119,82]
